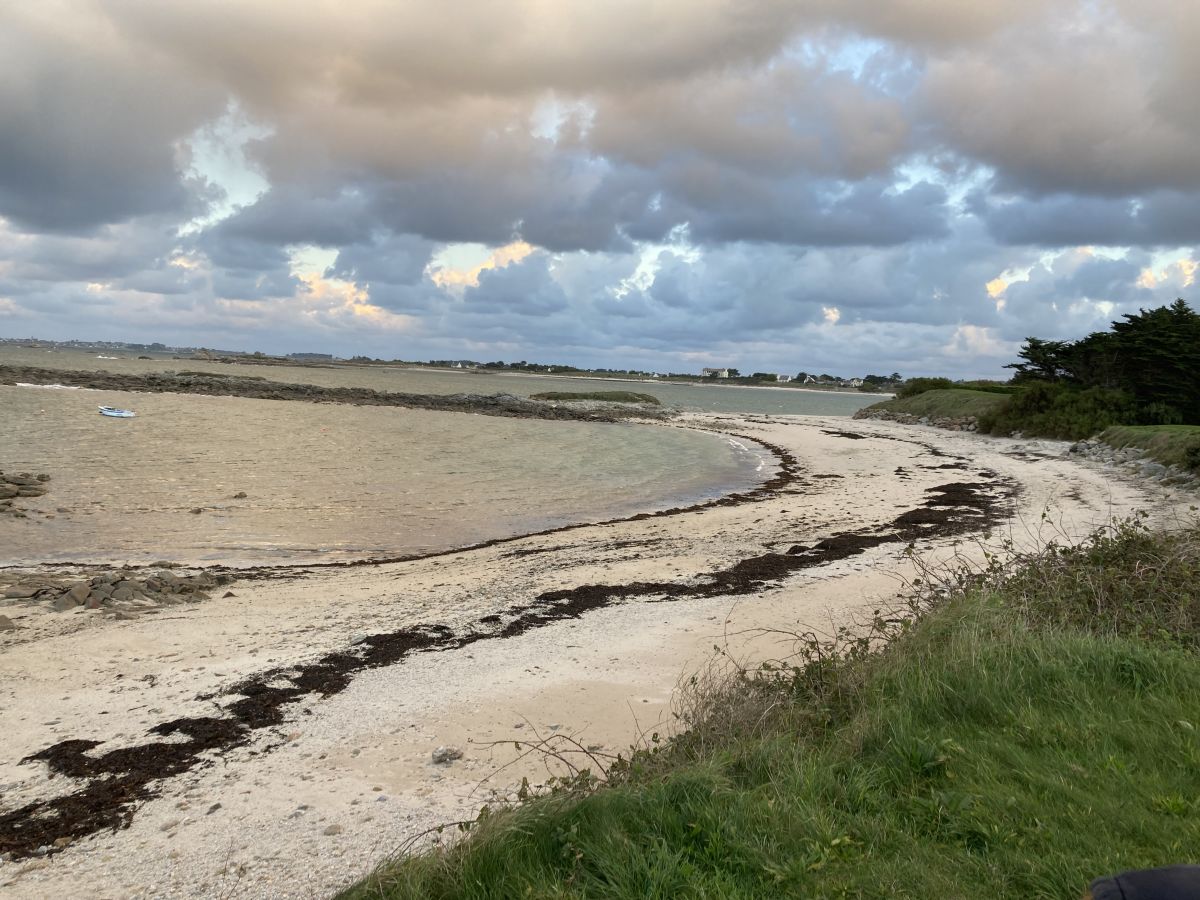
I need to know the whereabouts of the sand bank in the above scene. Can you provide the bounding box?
[0,413,1188,898]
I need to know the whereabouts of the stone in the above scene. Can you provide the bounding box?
[4,584,42,599]
[36,474,51,482]
[322,824,344,836]
[0,615,17,630]
[190,508,203,514]
[111,585,136,602]
[52,595,80,612]
[431,746,464,764]
[232,492,247,499]
[16,486,46,497]
[65,584,90,604]
[0,485,18,500]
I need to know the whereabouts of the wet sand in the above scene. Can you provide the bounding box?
[0,412,1187,899]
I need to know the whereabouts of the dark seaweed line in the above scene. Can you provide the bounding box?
[0,475,1014,861]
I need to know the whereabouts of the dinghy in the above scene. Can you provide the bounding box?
[98,406,136,418]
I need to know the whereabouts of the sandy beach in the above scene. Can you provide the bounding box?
[0,412,1188,899]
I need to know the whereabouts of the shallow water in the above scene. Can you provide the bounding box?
[0,385,768,566]
[1,347,882,415]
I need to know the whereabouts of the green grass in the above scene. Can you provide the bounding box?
[342,520,1200,899]
[1101,425,1200,472]
[864,388,1009,420]
[529,391,662,406]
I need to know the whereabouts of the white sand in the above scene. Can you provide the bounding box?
[0,414,1190,899]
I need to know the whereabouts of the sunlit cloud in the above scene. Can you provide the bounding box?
[428,241,536,291]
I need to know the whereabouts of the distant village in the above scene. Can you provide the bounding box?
[0,337,902,391]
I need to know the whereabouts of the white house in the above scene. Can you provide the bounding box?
[701,367,730,378]
[776,374,793,383]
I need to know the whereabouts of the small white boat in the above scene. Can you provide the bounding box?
[98,406,136,418]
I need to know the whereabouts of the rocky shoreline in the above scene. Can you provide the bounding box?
[1067,437,1199,490]
[852,406,979,432]
[0,472,51,520]
[0,568,232,632]
[0,365,669,423]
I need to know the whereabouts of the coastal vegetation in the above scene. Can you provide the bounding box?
[978,299,1200,440]
[529,391,662,406]
[342,517,1200,899]
[861,300,1200,442]
[858,388,1009,421]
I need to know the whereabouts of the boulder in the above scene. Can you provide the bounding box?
[52,595,80,612]
[0,615,16,631]
[4,583,42,599]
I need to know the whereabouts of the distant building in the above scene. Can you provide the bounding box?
[775,374,792,383]
[702,367,730,378]
[288,352,334,361]
[847,377,864,387]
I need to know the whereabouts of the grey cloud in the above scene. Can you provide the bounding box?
[979,191,1200,248]
[326,233,436,288]
[0,5,224,232]
[461,253,570,316]
[920,7,1200,198]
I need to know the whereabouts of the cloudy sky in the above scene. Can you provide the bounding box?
[1,0,1197,378]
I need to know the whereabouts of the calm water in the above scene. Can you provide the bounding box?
[0,348,875,565]
[0,384,768,566]
[0,348,881,415]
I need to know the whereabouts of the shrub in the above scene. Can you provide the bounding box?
[978,382,1135,439]
[896,377,953,399]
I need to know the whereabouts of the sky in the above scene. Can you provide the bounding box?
[1,1,1197,378]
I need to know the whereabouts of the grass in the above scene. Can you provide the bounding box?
[863,388,1009,420]
[341,519,1200,899]
[529,391,662,406]
[1101,425,1200,473]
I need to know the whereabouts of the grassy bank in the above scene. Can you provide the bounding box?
[861,388,1008,420]
[1101,425,1200,473]
[529,391,662,405]
[342,519,1200,899]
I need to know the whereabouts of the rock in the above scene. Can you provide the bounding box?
[223,591,236,598]
[4,583,42,599]
[0,485,18,500]
[322,824,344,836]
[431,746,464,764]
[3,474,39,486]
[189,507,203,514]
[65,584,90,604]
[232,492,247,499]
[36,474,51,483]
[0,615,17,630]
[111,585,136,602]
[52,595,80,612]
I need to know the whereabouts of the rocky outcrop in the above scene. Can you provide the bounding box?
[0,568,232,617]
[1068,439,1198,491]
[853,407,979,432]
[0,471,51,518]
[1,365,671,423]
